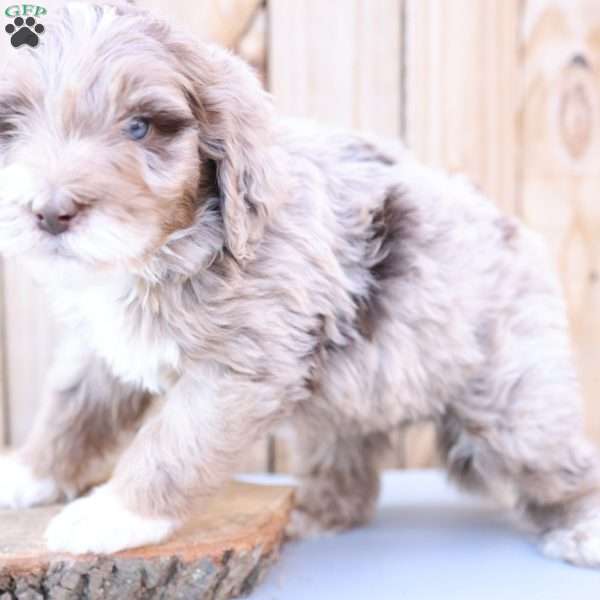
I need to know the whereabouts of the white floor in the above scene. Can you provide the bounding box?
[242,471,600,600]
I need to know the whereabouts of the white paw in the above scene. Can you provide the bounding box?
[45,484,178,555]
[0,454,60,509]
[541,514,600,568]
[285,507,334,540]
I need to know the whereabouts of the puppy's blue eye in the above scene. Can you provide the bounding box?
[126,117,150,140]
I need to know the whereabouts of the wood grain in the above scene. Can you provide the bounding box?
[236,5,267,85]
[0,482,293,599]
[404,0,521,212]
[402,0,522,466]
[138,0,263,48]
[268,0,403,470]
[520,0,600,441]
[2,261,56,445]
[268,0,402,135]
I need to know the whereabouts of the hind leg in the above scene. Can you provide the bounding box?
[286,423,387,538]
[442,413,600,566]
[439,310,600,567]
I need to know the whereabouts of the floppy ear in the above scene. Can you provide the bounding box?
[170,40,278,262]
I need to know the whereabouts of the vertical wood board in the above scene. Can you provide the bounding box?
[269,0,402,136]
[402,0,521,465]
[520,0,600,441]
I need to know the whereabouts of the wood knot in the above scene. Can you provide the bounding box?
[559,55,595,160]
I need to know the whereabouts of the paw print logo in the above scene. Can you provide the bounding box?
[5,16,45,48]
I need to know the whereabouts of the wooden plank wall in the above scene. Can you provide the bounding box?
[269,0,402,135]
[268,0,403,470]
[520,0,600,442]
[400,0,522,466]
[1,1,599,471]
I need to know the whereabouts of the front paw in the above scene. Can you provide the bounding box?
[541,513,600,568]
[45,484,178,555]
[0,454,60,509]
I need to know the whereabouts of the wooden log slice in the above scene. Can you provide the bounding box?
[0,482,293,599]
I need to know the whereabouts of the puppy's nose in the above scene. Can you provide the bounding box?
[36,206,78,236]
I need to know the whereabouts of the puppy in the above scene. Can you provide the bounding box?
[0,2,599,566]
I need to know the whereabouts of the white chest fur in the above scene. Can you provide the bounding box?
[50,270,181,393]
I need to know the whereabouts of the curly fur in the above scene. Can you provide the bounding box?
[0,2,599,564]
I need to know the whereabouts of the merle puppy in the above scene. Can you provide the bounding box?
[0,2,598,566]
